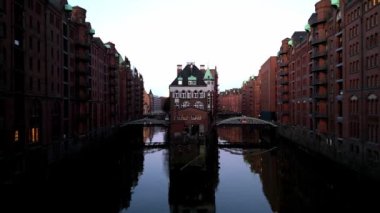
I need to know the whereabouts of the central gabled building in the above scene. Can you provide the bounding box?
[169,63,218,138]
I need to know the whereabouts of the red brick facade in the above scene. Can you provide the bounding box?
[258,56,278,120]
[0,0,145,180]
[274,0,380,174]
[169,63,218,137]
[218,89,242,113]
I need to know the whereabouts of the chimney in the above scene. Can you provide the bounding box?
[177,64,182,74]
[200,65,205,71]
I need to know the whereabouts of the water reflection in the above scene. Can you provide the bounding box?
[122,126,380,212]
[217,126,260,143]
[169,142,219,213]
[10,126,379,212]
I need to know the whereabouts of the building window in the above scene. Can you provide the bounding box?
[173,91,179,98]
[193,91,198,98]
[14,130,19,142]
[194,101,204,110]
[30,127,39,143]
[181,101,190,108]
[199,90,205,98]
[181,91,186,98]
[187,90,192,99]
[0,22,5,38]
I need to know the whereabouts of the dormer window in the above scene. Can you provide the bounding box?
[188,75,197,85]
[177,77,183,85]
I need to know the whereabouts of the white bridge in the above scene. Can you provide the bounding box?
[216,116,277,127]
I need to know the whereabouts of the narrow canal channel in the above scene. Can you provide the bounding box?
[6,126,380,213]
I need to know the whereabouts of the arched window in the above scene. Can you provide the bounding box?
[193,90,198,98]
[174,90,179,98]
[187,90,192,98]
[181,90,186,98]
[199,90,205,98]
[30,99,42,143]
[182,101,190,108]
[368,94,378,115]
[194,101,204,110]
[52,101,61,140]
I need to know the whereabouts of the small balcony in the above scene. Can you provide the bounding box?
[279,62,289,68]
[279,49,288,55]
[311,65,327,72]
[312,79,327,86]
[76,54,91,62]
[109,64,117,70]
[314,93,328,100]
[77,68,90,76]
[75,41,90,48]
[278,70,288,76]
[314,112,328,118]
[311,50,327,59]
[311,36,327,46]
[280,79,289,85]
[309,13,328,26]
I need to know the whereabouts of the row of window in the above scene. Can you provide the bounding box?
[349,122,379,143]
[348,24,359,39]
[174,101,205,110]
[349,60,360,73]
[366,54,379,69]
[366,13,378,30]
[367,74,379,88]
[349,42,360,56]
[347,7,361,23]
[175,115,202,121]
[173,91,208,99]
[349,95,379,114]
[366,33,378,49]
[364,0,380,12]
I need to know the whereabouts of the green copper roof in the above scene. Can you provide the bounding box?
[288,39,294,46]
[305,24,311,32]
[203,68,214,80]
[331,0,340,8]
[89,28,95,35]
[188,75,197,81]
[64,4,73,11]
[177,76,183,81]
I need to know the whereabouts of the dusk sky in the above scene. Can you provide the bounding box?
[68,0,317,96]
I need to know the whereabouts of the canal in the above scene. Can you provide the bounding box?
[5,126,380,213]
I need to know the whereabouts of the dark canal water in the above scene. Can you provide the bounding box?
[4,126,380,213]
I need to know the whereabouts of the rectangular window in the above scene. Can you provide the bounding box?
[14,130,19,142]
[0,0,5,12]
[0,22,5,38]
[30,127,39,143]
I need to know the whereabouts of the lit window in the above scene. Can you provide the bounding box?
[14,130,19,142]
[31,127,39,143]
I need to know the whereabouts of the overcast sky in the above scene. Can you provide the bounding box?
[68,0,317,97]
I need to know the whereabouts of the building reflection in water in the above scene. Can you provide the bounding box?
[217,126,260,143]
[242,143,380,213]
[168,132,219,213]
[143,126,167,143]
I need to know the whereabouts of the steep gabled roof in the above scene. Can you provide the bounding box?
[203,68,214,80]
[170,64,207,87]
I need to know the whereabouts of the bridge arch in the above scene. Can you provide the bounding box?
[216,116,277,127]
[121,117,169,127]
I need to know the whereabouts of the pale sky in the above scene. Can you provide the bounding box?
[68,0,317,97]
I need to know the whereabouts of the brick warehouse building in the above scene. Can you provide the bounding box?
[0,0,145,182]
[218,88,242,114]
[169,63,218,138]
[275,0,380,178]
[241,76,261,117]
[258,56,278,121]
